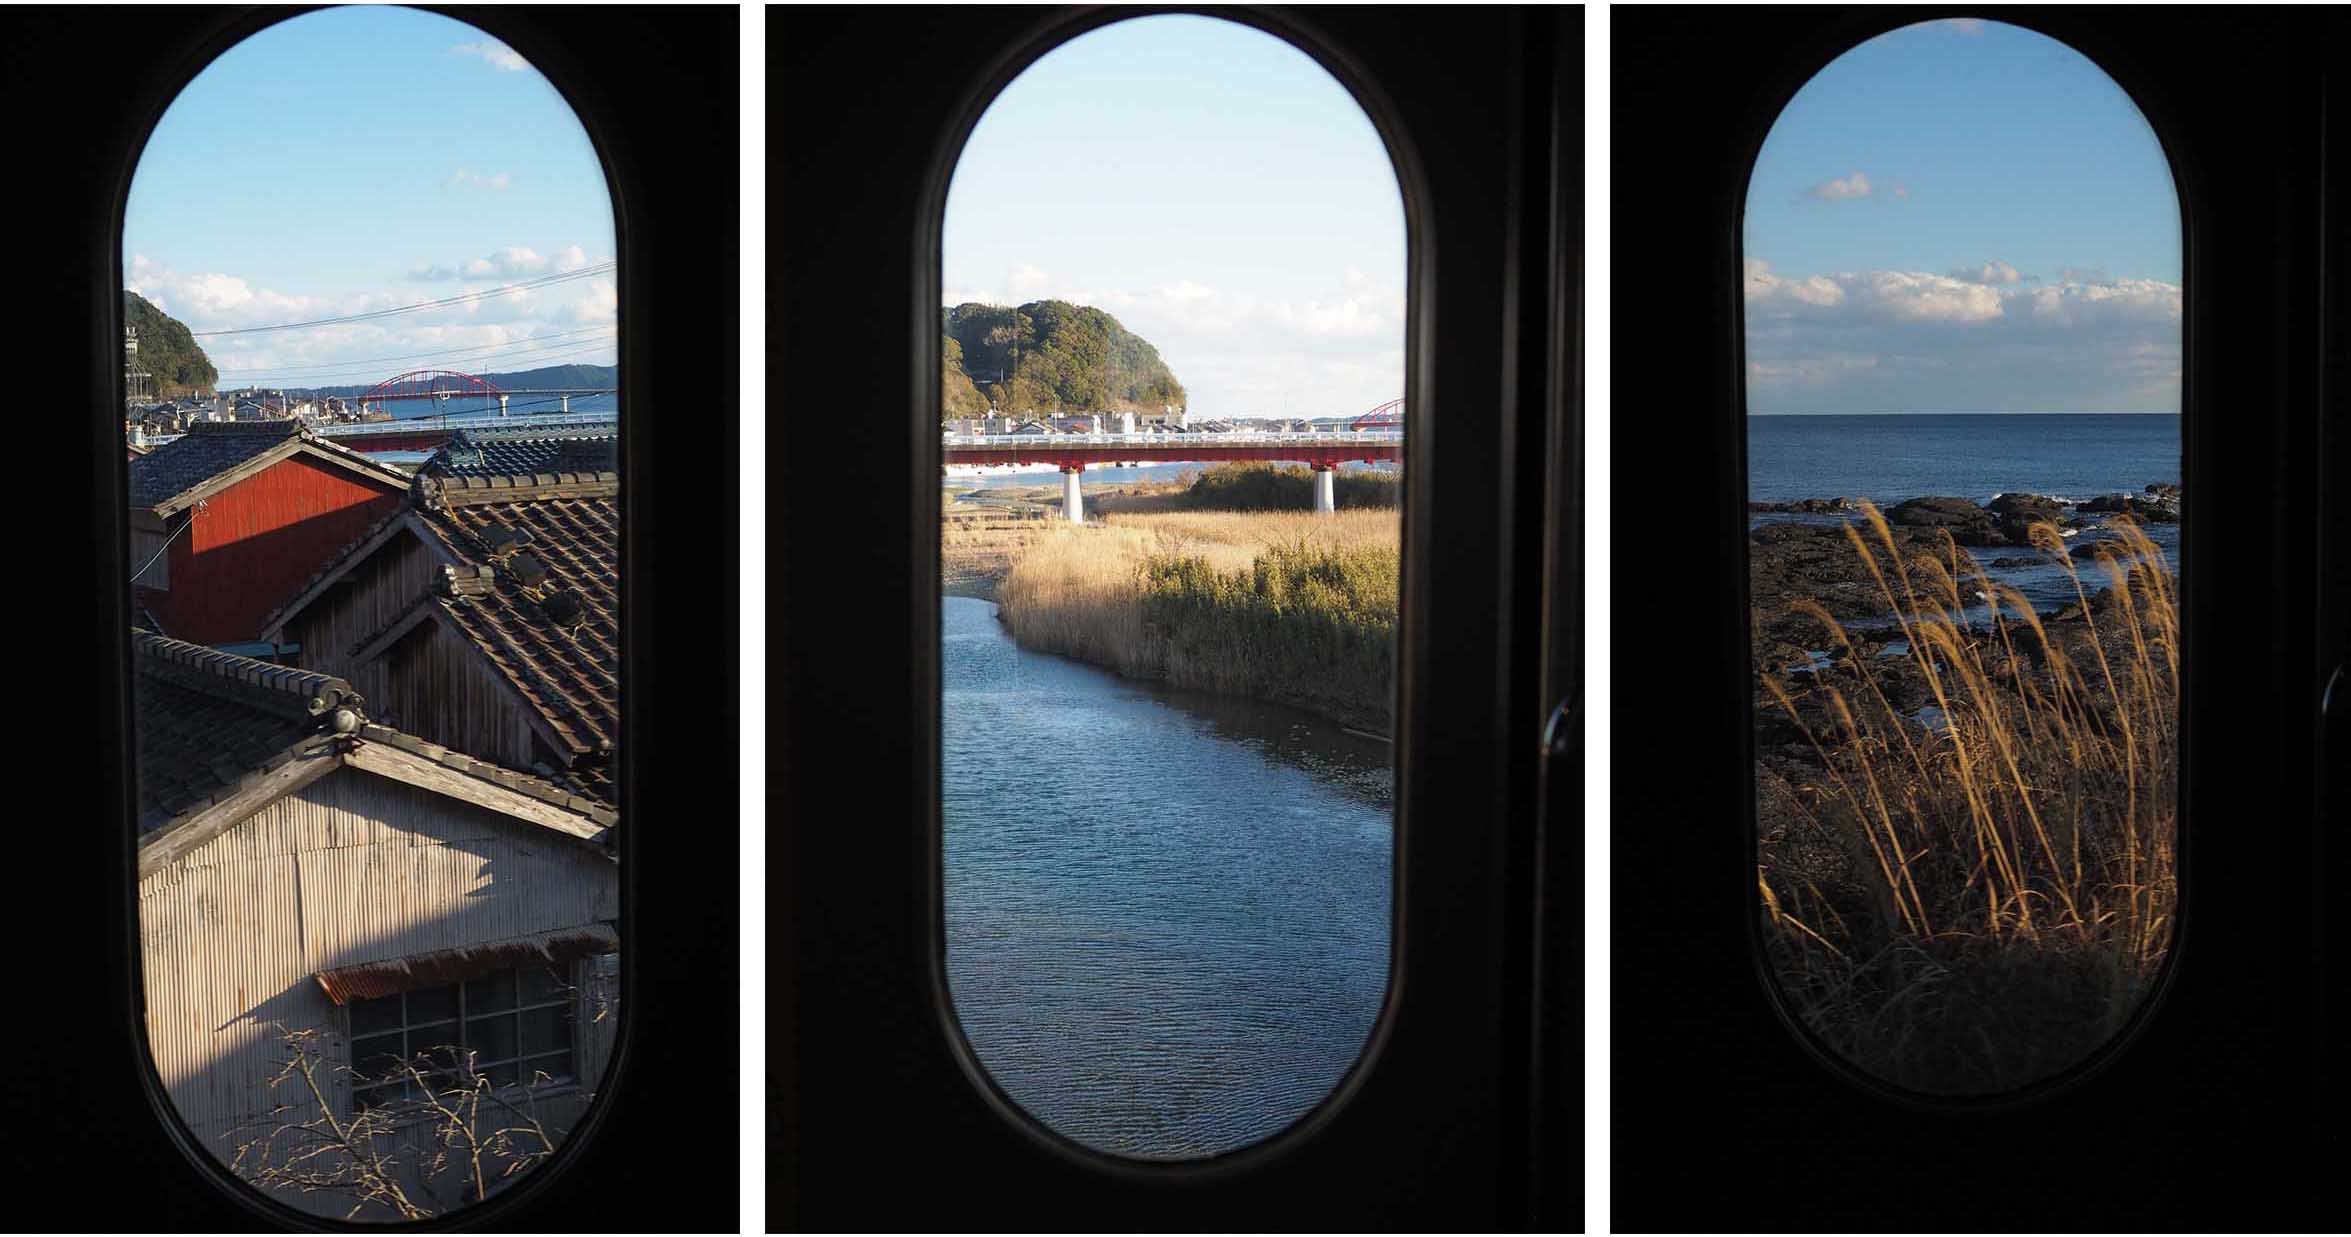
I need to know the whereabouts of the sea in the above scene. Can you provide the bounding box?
[1749,412,2182,615]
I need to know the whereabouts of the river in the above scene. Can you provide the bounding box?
[941,595,1394,1159]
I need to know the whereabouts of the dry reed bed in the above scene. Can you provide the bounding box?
[994,511,1401,730]
[1758,501,2177,1094]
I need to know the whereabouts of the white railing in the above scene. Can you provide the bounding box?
[942,430,1403,448]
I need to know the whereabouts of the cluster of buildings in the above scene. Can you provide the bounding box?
[125,416,620,1217]
[127,393,395,453]
[944,411,1376,436]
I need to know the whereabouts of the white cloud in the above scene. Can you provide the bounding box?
[1950,260,2025,285]
[446,168,512,191]
[1939,18,1988,36]
[1006,264,1053,299]
[124,256,619,385]
[1804,171,1873,202]
[450,41,530,72]
[1744,258,2183,412]
[410,244,598,282]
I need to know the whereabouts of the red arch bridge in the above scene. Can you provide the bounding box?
[943,425,1403,522]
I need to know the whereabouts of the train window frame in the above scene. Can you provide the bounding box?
[916,8,1431,1178]
[1613,7,2330,1230]
[1730,15,2196,1112]
[84,7,736,1227]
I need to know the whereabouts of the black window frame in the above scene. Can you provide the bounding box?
[1732,14,2193,1109]
[9,6,737,1230]
[1611,7,2331,1231]
[782,6,1581,1230]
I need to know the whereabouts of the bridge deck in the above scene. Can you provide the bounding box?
[942,431,1402,469]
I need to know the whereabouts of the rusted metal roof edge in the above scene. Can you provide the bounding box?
[313,922,620,1005]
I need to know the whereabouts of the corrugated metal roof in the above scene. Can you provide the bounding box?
[313,923,620,1004]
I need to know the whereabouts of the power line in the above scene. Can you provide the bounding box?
[213,324,618,375]
[190,264,615,337]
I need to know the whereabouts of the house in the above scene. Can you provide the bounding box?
[259,429,618,810]
[133,629,618,1218]
[129,419,414,645]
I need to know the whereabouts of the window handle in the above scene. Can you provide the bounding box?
[1542,696,1574,759]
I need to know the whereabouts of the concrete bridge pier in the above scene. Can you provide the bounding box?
[1313,463,1337,514]
[560,394,570,414]
[498,395,510,417]
[1062,464,1085,523]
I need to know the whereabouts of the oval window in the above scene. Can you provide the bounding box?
[1744,18,2181,1096]
[124,7,620,1218]
[937,14,1407,1158]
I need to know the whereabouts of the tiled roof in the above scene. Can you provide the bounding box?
[126,419,302,510]
[414,477,619,809]
[132,630,359,836]
[125,418,409,513]
[132,629,614,844]
[427,427,618,479]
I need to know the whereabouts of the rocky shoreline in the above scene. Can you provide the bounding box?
[1748,482,2179,774]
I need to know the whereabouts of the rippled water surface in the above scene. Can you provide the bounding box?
[1750,413,2181,613]
[941,596,1392,1159]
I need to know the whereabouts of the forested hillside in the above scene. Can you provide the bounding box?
[123,292,216,397]
[941,300,1184,419]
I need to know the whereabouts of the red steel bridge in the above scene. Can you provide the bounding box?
[943,401,1404,520]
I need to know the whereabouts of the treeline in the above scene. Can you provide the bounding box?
[124,292,217,397]
[941,299,1185,419]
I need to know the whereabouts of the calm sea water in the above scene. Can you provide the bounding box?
[1750,413,2182,612]
[941,596,1392,1159]
[1748,413,2179,505]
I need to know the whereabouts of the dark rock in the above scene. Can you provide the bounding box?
[1749,496,1858,515]
[1887,496,2008,546]
[1889,495,1987,526]
[1986,492,2070,543]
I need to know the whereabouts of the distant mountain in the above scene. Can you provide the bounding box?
[124,292,217,397]
[942,300,1184,420]
[291,363,616,399]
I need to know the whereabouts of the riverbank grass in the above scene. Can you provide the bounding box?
[995,511,1400,731]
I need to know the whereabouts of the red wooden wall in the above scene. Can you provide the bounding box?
[137,455,405,645]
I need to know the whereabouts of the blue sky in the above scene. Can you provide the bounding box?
[944,14,1405,419]
[1744,18,2181,413]
[124,6,615,389]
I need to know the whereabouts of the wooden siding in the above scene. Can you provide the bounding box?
[146,455,405,645]
[138,766,617,1218]
[285,528,437,698]
[383,622,544,772]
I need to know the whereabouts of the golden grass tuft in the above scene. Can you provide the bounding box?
[1758,503,2178,1094]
